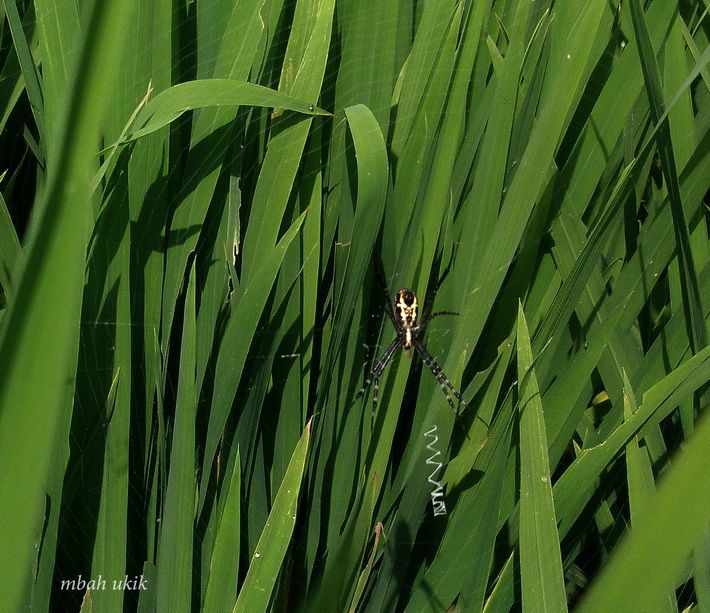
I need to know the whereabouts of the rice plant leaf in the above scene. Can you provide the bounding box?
[461,0,527,272]
[348,522,384,613]
[0,191,21,292]
[34,0,80,146]
[156,259,198,613]
[123,2,173,569]
[299,137,322,417]
[202,209,307,495]
[679,17,710,93]
[664,20,697,170]
[694,530,710,611]
[390,0,456,155]
[196,0,265,81]
[0,50,25,136]
[483,552,516,613]
[0,2,133,610]
[384,2,461,266]
[307,103,388,609]
[623,373,653,525]
[203,448,242,613]
[577,405,710,612]
[562,0,677,215]
[622,373,676,611]
[91,357,131,613]
[516,304,567,613]
[406,387,515,611]
[239,0,335,283]
[79,590,93,613]
[458,0,607,361]
[534,161,635,356]
[156,0,269,364]
[124,79,325,142]
[137,562,158,613]
[629,0,708,355]
[330,0,397,130]
[233,420,311,613]
[1,0,44,143]
[324,103,389,382]
[544,298,629,469]
[88,141,136,613]
[554,343,710,537]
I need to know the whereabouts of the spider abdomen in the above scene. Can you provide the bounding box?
[395,288,418,349]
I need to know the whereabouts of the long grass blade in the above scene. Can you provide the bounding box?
[233,420,311,612]
[0,3,133,610]
[516,304,567,613]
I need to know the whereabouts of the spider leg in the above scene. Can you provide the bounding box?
[350,337,401,411]
[412,336,465,412]
[416,310,459,332]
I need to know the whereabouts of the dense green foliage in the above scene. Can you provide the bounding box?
[0,0,709,611]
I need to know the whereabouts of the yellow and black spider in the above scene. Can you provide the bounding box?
[352,284,466,414]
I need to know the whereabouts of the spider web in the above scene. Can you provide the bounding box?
[0,2,681,612]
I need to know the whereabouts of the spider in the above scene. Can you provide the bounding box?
[352,284,466,414]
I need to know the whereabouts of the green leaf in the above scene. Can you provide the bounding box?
[203,449,242,613]
[156,260,198,612]
[578,405,710,612]
[516,303,567,613]
[555,344,710,538]
[233,420,311,612]
[124,79,326,142]
[0,2,134,610]
[0,191,21,292]
[629,0,708,355]
[1,0,44,144]
[201,209,308,503]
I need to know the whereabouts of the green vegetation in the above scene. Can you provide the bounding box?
[0,0,708,611]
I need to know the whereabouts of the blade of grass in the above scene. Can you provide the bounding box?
[308,103,388,609]
[159,0,269,362]
[203,448,241,613]
[240,0,335,283]
[0,2,133,610]
[91,306,131,613]
[0,191,20,292]
[348,522,385,613]
[622,372,676,612]
[458,0,607,367]
[125,79,324,142]
[405,387,515,611]
[694,530,710,611]
[460,0,527,272]
[577,403,710,612]
[554,343,710,537]
[310,102,389,412]
[1,0,44,144]
[562,0,678,216]
[389,0,457,156]
[233,420,311,613]
[200,209,307,509]
[516,304,567,613]
[34,0,79,147]
[629,0,708,356]
[156,260,198,613]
